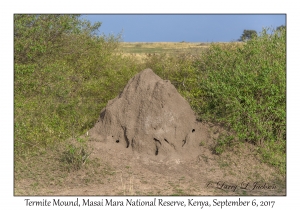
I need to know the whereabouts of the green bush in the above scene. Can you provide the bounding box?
[14,15,102,65]
[14,15,139,157]
[197,28,286,171]
[61,137,91,171]
[198,28,286,143]
[143,28,286,173]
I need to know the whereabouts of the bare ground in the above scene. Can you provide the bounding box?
[14,123,286,196]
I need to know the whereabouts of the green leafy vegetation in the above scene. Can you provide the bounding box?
[14,15,139,157]
[60,137,91,171]
[14,15,286,175]
[201,28,286,173]
[144,28,286,173]
[239,29,258,41]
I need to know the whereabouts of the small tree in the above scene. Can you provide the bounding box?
[276,25,286,31]
[14,14,102,64]
[239,30,257,41]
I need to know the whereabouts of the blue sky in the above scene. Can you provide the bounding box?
[82,14,286,42]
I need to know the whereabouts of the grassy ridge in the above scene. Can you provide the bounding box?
[14,15,286,174]
[120,42,210,55]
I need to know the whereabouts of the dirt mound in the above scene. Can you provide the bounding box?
[89,68,208,160]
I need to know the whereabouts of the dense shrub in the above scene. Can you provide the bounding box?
[14,15,139,156]
[143,28,286,172]
[198,28,286,144]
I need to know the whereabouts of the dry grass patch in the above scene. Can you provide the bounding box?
[119,42,211,62]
